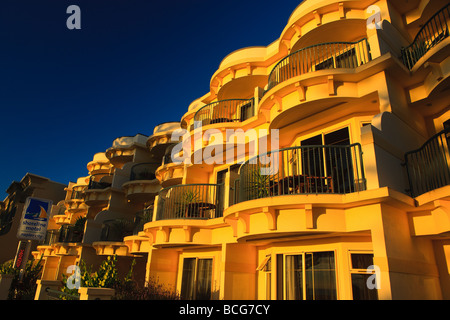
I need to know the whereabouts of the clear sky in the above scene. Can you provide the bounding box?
[0,0,302,199]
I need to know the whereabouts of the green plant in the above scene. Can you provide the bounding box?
[82,255,119,288]
[175,188,201,218]
[113,277,180,300]
[73,216,87,233]
[8,255,43,300]
[249,167,273,198]
[0,260,16,275]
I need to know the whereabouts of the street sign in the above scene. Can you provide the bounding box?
[16,197,52,241]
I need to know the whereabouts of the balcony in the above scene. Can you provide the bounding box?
[132,208,153,235]
[105,134,148,168]
[58,225,84,244]
[401,3,450,70]
[156,184,224,221]
[267,38,371,92]
[404,127,450,198]
[99,218,134,242]
[122,163,161,202]
[193,98,255,130]
[83,177,112,206]
[235,144,366,204]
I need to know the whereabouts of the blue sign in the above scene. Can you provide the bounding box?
[17,197,53,241]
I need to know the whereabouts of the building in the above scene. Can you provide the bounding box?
[33,0,449,300]
[0,173,66,264]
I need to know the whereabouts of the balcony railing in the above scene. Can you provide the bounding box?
[404,127,450,197]
[156,184,224,221]
[88,177,112,190]
[267,39,372,91]
[237,144,366,203]
[401,3,450,70]
[70,189,84,200]
[130,163,159,181]
[100,218,134,242]
[267,39,371,91]
[133,208,153,235]
[193,99,255,129]
[41,230,59,246]
[58,225,84,243]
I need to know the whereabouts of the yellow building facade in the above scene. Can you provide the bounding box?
[33,0,450,300]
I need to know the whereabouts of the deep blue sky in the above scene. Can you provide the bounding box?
[0,0,301,199]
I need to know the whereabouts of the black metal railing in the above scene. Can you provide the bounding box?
[58,225,84,243]
[41,230,59,246]
[237,144,366,203]
[133,208,153,235]
[70,189,84,200]
[193,98,255,129]
[156,184,224,220]
[130,163,159,181]
[404,127,450,197]
[100,218,134,242]
[267,39,371,91]
[88,177,112,190]
[401,3,450,70]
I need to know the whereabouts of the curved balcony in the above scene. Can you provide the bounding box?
[193,98,255,130]
[156,184,224,221]
[122,163,161,202]
[65,186,87,212]
[147,122,182,159]
[87,152,111,176]
[401,3,449,70]
[155,162,184,188]
[236,144,366,204]
[404,127,450,198]
[83,177,113,206]
[105,134,148,168]
[267,38,371,92]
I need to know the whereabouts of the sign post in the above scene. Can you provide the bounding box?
[14,197,52,280]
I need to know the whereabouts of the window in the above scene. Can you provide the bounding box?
[181,258,213,300]
[300,127,358,193]
[350,253,378,300]
[257,255,272,300]
[277,251,337,300]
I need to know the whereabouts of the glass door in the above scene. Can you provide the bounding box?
[180,258,213,300]
[281,251,337,300]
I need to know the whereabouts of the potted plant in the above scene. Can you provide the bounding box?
[175,189,202,218]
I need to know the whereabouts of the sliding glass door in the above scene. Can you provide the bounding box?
[181,258,213,300]
[282,251,337,300]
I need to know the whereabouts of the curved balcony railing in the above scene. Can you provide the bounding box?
[58,225,84,243]
[267,39,371,91]
[401,3,450,70]
[100,218,134,242]
[156,184,224,221]
[193,98,255,129]
[87,176,112,190]
[133,208,153,235]
[130,162,159,181]
[236,144,366,203]
[404,127,450,197]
